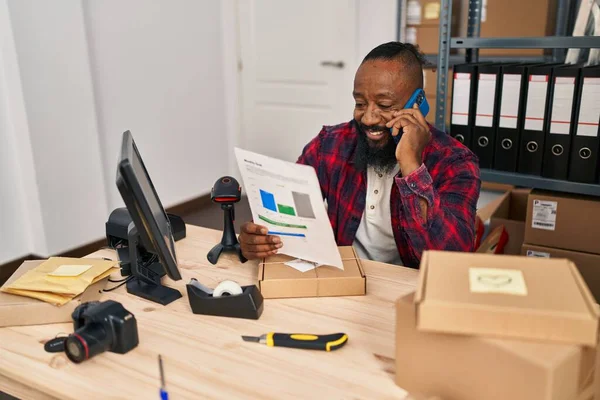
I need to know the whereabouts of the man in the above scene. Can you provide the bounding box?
[239,42,481,268]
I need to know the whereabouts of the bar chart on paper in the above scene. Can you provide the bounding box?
[235,147,343,268]
[257,189,317,237]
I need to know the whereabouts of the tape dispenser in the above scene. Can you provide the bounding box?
[186,278,264,320]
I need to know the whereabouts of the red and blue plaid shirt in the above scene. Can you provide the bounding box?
[297,120,481,268]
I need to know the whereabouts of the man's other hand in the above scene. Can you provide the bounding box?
[386,103,432,176]
[239,222,283,260]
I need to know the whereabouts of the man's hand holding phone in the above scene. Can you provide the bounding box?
[239,222,283,260]
[386,103,432,177]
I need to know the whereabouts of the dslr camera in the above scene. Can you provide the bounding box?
[64,300,139,363]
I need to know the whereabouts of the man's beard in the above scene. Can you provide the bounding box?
[353,120,398,174]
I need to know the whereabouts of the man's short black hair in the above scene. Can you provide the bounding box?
[361,41,428,87]
[362,41,428,66]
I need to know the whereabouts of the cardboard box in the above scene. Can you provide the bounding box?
[258,246,366,299]
[0,260,107,327]
[489,188,530,255]
[423,67,453,98]
[408,25,440,54]
[396,292,599,400]
[525,190,600,254]
[523,243,600,305]
[477,0,557,56]
[415,251,600,346]
[407,0,461,27]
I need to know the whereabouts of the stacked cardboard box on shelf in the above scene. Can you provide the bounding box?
[476,0,557,56]
[405,0,461,54]
[522,190,600,303]
[406,0,556,55]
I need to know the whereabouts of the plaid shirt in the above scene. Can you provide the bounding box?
[297,120,481,268]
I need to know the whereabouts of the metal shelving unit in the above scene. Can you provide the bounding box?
[424,54,551,67]
[480,170,600,197]
[434,0,600,197]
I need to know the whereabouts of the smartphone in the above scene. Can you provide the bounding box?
[392,88,430,144]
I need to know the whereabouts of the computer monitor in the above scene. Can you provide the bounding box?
[116,130,182,305]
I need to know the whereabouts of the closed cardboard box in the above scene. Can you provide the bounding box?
[396,292,599,400]
[258,246,366,299]
[525,190,600,254]
[408,25,440,54]
[523,243,600,304]
[489,188,530,255]
[407,0,461,27]
[415,250,600,346]
[478,0,557,56]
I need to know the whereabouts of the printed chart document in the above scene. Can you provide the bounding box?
[234,148,343,269]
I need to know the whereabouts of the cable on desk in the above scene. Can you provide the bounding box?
[103,276,133,292]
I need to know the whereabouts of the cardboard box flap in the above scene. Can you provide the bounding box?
[262,262,317,280]
[316,248,363,279]
[414,251,430,305]
[416,251,600,346]
[568,260,600,320]
[338,246,357,259]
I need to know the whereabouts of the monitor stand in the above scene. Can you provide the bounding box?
[123,223,182,306]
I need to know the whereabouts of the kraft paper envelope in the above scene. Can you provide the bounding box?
[1,257,118,305]
[0,260,109,326]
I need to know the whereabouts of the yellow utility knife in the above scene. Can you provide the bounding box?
[242,332,348,351]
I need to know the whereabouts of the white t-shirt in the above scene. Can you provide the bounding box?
[352,165,403,266]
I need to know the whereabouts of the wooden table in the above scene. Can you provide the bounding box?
[0,226,420,399]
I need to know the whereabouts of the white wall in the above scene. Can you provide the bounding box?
[356,0,398,61]
[7,0,109,255]
[83,0,229,212]
[0,30,29,263]
[0,0,46,263]
[0,0,230,262]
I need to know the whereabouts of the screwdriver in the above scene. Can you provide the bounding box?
[158,355,168,400]
[242,332,348,351]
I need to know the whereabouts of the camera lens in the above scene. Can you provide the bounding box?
[65,325,111,364]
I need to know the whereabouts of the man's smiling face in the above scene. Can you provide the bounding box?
[352,58,416,149]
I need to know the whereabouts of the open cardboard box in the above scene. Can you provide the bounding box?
[258,246,366,299]
[489,188,530,255]
[0,260,107,327]
[396,292,600,400]
[415,251,600,346]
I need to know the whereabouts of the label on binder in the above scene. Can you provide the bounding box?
[577,77,600,137]
[531,199,557,231]
[550,77,576,135]
[499,74,521,129]
[475,74,496,127]
[452,73,471,126]
[524,75,549,131]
